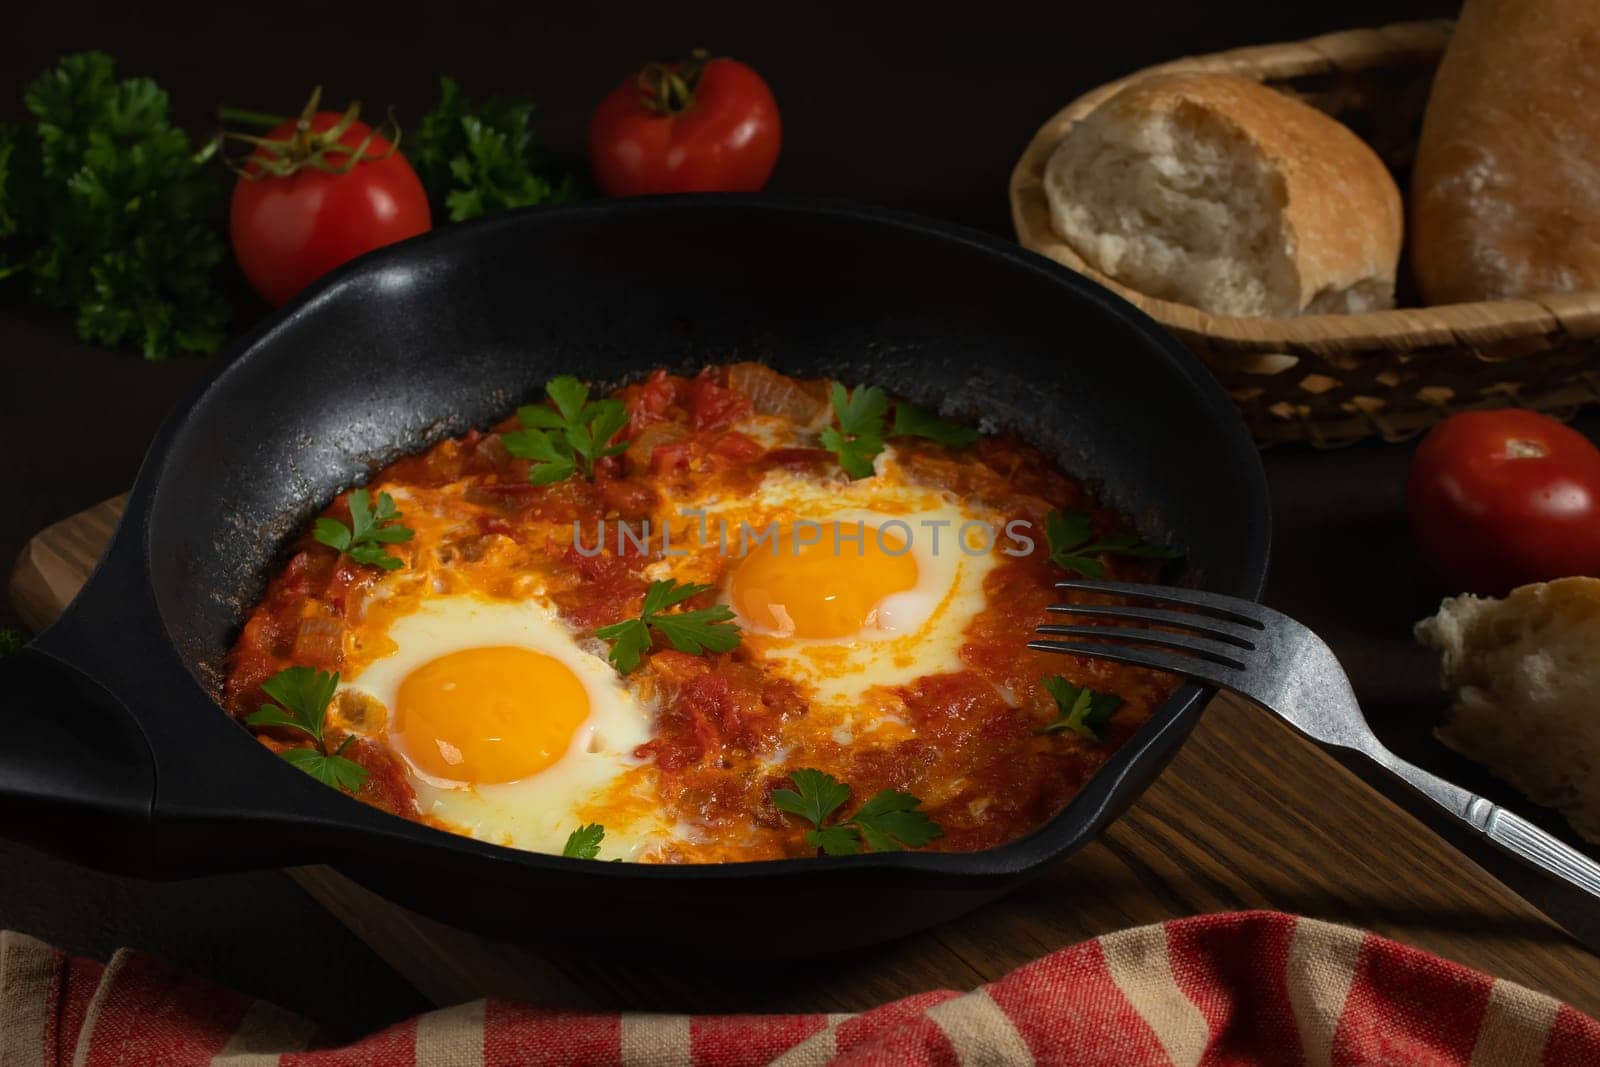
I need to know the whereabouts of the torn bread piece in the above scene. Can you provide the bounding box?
[1416,577,1600,845]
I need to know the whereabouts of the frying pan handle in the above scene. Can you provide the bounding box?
[0,641,372,877]
[0,646,157,874]
[13,535,400,879]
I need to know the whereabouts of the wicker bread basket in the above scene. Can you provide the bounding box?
[1010,20,1600,448]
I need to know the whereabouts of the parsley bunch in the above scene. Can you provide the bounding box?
[821,382,980,479]
[0,52,228,360]
[773,768,943,856]
[595,579,741,674]
[504,376,629,485]
[1036,677,1123,741]
[314,489,414,571]
[1044,508,1180,579]
[246,666,369,793]
[413,77,578,222]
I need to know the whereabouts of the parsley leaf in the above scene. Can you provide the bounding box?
[1044,508,1180,579]
[546,376,589,422]
[891,402,980,448]
[772,768,944,856]
[561,823,606,859]
[595,579,741,674]
[645,611,741,655]
[809,825,864,856]
[850,789,945,852]
[820,382,888,478]
[412,77,578,223]
[314,489,413,571]
[1036,677,1123,742]
[246,666,369,793]
[282,739,369,794]
[0,52,228,360]
[0,628,22,657]
[594,618,652,675]
[500,425,576,485]
[503,376,629,485]
[772,768,851,827]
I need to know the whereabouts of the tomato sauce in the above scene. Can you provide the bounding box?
[223,364,1179,859]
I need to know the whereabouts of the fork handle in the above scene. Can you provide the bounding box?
[1464,798,1600,899]
[1378,752,1600,900]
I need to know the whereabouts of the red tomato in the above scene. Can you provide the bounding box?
[1407,410,1600,595]
[230,111,431,306]
[589,51,780,196]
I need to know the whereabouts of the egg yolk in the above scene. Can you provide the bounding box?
[729,522,919,639]
[393,646,589,784]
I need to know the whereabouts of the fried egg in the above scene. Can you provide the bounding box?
[333,595,667,860]
[659,446,1005,737]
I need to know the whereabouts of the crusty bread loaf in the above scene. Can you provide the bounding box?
[1411,0,1600,304]
[1041,72,1402,318]
[1415,578,1600,845]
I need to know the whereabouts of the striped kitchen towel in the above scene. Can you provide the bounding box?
[2,911,1596,1065]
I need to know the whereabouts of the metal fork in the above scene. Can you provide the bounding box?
[1032,579,1600,902]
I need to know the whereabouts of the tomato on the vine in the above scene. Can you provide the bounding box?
[228,93,431,306]
[1408,409,1600,596]
[589,50,780,196]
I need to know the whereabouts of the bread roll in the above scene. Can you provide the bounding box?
[1415,578,1600,845]
[1411,0,1600,304]
[1042,72,1402,318]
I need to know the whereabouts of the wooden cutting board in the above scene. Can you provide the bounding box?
[12,497,1600,1016]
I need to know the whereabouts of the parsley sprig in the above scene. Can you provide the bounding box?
[561,823,605,859]
[412,77,578,223]
[1044,508,1179,579]
[821,383,980,478]
[772,768,944,856]
[503,376,629,485]
[245,666,369,793]
[820,383,889,478]
[1036,677,1123,742]
[314,489,414,571]
[595,579,741,674]
[0,628,21,657]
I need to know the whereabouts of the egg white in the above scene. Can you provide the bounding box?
[336,595,669,860]
[740,500,999,708]
[664,454,1006,727]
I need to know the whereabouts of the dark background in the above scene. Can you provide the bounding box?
[10,0,1593,1038]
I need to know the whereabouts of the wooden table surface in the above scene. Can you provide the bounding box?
[14,498,1600,1018]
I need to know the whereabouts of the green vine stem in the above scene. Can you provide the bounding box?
[217,87,401,179]
[217,105,291,128]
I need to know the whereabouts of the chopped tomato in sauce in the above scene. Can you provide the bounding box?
[223,363,1177,856]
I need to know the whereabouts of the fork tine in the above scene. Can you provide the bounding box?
[1034,624,1248,669]
[1028,639,1241,689]
[1044,603,1258,649]
[1053,579,1265,629]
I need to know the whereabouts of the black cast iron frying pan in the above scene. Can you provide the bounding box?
[1,197,1269,955]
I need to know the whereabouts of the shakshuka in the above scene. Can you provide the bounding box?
[223,363,1179,862]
